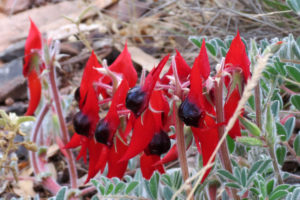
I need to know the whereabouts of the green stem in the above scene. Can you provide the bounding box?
[268,143,284,184]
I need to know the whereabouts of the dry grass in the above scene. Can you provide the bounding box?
[91,0,300,65]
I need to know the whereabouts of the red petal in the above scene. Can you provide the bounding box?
[192,126,218,182]
[161,50,191,85]
[140,153,165,180]
[85,140,106,183]
[108,43,137,88]
[188,56,204,109]
[225,31,250,82]
[107,135,129,179]
[64,133,81,149]
[121,109,156,161]
[149,90,169,115]
[153,144,178,167]
[80,51,102,135]
[23,19,42,77]
[193,39,210,80]
[107,80,129,125]
[224,89,241,139]
[76,138,88,163]
[143,55,169,93]
[25,71,41,116]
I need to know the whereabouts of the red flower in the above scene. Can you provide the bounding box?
[65,51,102,163]
[23,19,43,116]
[103,43,137,88]
[224,32,250,139]
[122,90,170,179]
[160,50,191,85]
[178,40,211,127]
[85,80,129,183]
[178,40,219,182]
[125,55,169,116]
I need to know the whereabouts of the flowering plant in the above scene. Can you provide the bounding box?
[19,18,300,200]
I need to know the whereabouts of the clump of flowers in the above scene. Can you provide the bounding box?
[23,19,256,198]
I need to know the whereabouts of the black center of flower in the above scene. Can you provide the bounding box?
[125,86,146,115]
[178,99,204,127]
[147,130,171,156]
[73,111,90,136]
[74,87,80,103]
[94,120,112,147]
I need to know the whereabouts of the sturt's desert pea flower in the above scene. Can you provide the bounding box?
[23,19,43,116]
[224,31,251,139]
[125,55,169,116]
[177,40,219,182]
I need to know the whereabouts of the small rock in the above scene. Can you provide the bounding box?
[0,41,25,63]
[5,97,14,106]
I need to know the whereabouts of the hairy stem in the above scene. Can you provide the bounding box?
[174,102,193,199]
[29,103,61,194]
[268,144,284,184]
[254,84,262,129]
[214,79,240,200]
[47,54,78,189]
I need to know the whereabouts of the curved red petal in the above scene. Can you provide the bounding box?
[76,138,88,163]
[188,61,204,110]
[80,51,102,135]
[107,135,129,179]
[225,31,250,82]
[85,141,106,183]
[149,90,169,115]
[192,125,218,183]
[64,133,81,149]
[193,39,210,80]
[140,153,165,180]
[25,71,41,116]
[153,144,178,167]
[143,55,169,93]
[108,43,137,88]
[23,19,42,77]
[121,109,156,161]
[224,89,241,139]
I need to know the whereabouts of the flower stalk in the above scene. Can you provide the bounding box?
[174,102,193,199]
[29,102,61,194]
[214,76,240,200]
[45,44,78,189]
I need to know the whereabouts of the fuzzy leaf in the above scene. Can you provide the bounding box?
[269,190,288,200]
[286,65,300,83]
[218,169,239,182]
[276,146,287,165]
[284,117,295,141]
[114,182,126,194]
[239,117,261,137]
[276,122,288,141]
[55,187,67,200]
[225,182,242,189]
[125,181,138,194]
[237,136,264,146]
[294,135,300,156]
[291,95,300,110]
